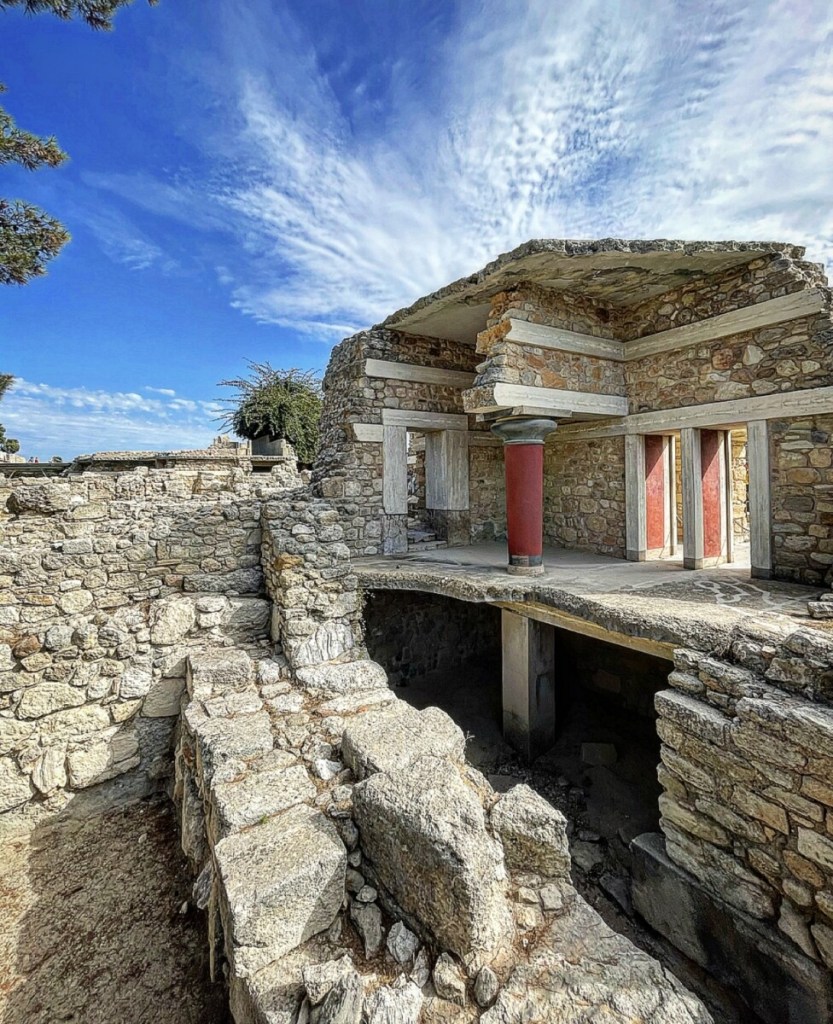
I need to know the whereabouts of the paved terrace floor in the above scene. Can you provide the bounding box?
[355,543,827,655]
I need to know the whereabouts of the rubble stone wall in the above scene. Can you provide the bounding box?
[625,310,833,413]
[655,619,833,974]
[469,446,506,542]
[771,415,833,587]
[543,434,627,557]
[0,465,297,831]
[364,590,501,686]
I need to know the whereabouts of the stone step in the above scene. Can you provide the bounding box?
[408,540,447,551]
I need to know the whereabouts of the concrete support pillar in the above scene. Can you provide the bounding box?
[501,609,556,761]
[681,427,705,569]
[490,417,558,576]
[747,419,772,579]
[625,434,647,561]
[382,425,408,515]
[681,427,728,569]
[425,429,469,511]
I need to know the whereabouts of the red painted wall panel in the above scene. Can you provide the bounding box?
[645,435,666,551]
[701,430,723,559]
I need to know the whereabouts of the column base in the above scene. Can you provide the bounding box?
[507,563,544,577]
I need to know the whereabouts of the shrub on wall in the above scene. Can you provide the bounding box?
[219,362,322,464]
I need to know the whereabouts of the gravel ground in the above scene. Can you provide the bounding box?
[0,794,229,1024]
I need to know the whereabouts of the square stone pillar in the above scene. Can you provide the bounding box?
[501,609,556,761]
[747,419,772,579]
[425,429,469,511]
[382,425,407,515]
[625,434,647,561]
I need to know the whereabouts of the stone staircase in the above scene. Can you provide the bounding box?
[407,513,447,552]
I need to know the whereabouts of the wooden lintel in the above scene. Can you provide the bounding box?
[493,600,676,661]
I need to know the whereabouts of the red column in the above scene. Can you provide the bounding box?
[645,435,667,554]
[491,417,559,576]
[700,429,724,560]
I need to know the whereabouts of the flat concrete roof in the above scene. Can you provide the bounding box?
[382,238,803,345]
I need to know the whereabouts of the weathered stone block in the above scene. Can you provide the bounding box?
[150,596,196,644]
[142,676,185,717]
[353,755,513,970]
[214,804,346,977]
[798,828,833,872]
[0,756,33,811]
[490,784,570,878]
[655,689,730,746]
[66,726,140,788]
[187,650,253,700]
[295,659,389,698]
[342,701,465,779]
[210,762,315,839]
[17,681,86,719]
[187,707,273,783]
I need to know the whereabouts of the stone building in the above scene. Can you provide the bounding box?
[2,237,833,1024]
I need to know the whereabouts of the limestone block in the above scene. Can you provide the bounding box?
[8,481,72,514]
[17,681,87,719]
[56,589,94,614]
[295,659,389,698]
[150,597,196,644]
[184,567,262,594]
[353,756,513,971]
[490,784,571,879]
[386,921,419,964]
[142,676,185,717]
[31,744,67,794]
[214,804,346,977]
[187,707,273,784]
[211,762,315,839]
[655,690,730,746]
[811,922,833,971]
[224,598,271,637]
[0,756,33,811]
[302,955,356,1004]
[365,981,423,1024]
[290,622,356,668]
[482,893,711,1024]
[797,828,833,872]
[187,650,253,700]
[118,666,153,699]
[66,726,140,788]
[342,702,465,779]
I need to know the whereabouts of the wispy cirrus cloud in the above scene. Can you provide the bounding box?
[2,380,221,458]
[86,0,833,339]
[205,0,833,337]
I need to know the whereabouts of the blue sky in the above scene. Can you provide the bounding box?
[2,0,832,459]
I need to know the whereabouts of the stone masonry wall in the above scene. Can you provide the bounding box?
[469,445,506,543]
[543,434,627,557]
[655,617,833,974]
[472,282,624,396]
[364,590,501,687]
[0,464,297,831]
[315,327,478,555]
[771,415,833,587]
[625,309,833,413]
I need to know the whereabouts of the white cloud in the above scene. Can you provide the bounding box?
[81,205,180,274]
[84,0,833,338]
[145,386,177,396]
[2,380,223,460]
[208,0,833,335]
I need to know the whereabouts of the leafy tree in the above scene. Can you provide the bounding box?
[0,374,20,454]
[219,363,323,465]
[1,0,157,284]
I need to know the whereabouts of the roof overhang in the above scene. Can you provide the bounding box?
[382,238,804,345]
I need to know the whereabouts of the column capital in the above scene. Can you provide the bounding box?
[490,416,558,445]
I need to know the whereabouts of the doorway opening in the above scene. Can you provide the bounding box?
[406,432,447,551]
